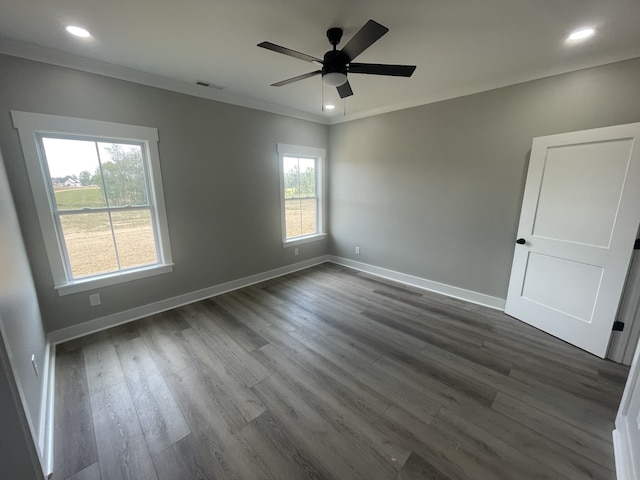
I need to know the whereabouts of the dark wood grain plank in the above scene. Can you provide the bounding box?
[252,374,393,480]
[65,462,101,480]
[492,392,615,470]
[138,328,192,378]
[151,434,225,480]
[209,292,274,331]
[374,352,497,409]
[83,341,125,394]
[175,328,266,427]
[431,408,562,480]
[253,343,409,470]
[183,307,271,387]
[123,356,190,456]
[136,310,190,333]
[287,326,440,420]
[165,367,274,480]
[54,348,97,479]
[202,299,269,351]
[445,400,616,480]
[54,264,627,480]
[115,337,162,384]
[418,338,617,438]
[116,334,191,455]
[241,411,334,480]
[91,382,157,480]
[395,452,452,480]
[383,404,502,480]
[257,327,392,417]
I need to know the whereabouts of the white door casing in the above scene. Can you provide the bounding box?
[505,123,640,358]
[614,339,640,480]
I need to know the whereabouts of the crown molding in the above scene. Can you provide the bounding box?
[2,36,639,127]
[0,36,330,125]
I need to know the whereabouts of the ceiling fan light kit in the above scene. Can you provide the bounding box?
[258,19,416,102]
[323,72,347,87]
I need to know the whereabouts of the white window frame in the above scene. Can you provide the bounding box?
[12,111,173,296]
[277,143,327,247]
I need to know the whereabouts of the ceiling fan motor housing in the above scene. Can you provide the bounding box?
[322,50,348,86]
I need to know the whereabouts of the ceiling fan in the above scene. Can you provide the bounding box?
[257,19,416,98]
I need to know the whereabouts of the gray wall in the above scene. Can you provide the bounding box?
[0,54,329,333]
[0,348,43,480]
[0,148,46,478]
[329,58,640,299]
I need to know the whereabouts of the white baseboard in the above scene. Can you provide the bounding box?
[41,344,55,476]
[613,427,634,480]
[327,256,506,310]
[48,253,507,345]
[48,255,330,345]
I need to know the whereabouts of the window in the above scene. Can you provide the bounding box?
[277,143,326,246]
[12,112,173,295]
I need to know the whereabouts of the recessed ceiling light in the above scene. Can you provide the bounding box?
[324,104,336,110]
[567,27,595,41]
[65,25,91,38]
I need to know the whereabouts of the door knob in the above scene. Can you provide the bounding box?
[516,238,526,245]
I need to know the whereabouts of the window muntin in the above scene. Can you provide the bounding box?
[283,155,318,239]
[277,144,325,246]
[39,136,159,280]
[12,111,173,295]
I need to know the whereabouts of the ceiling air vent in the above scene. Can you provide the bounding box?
[195,81,224,90]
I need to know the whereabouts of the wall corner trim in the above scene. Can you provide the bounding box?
[613,428,633,480]
[41,345,55,477]
[48,255,331,345]
[327,256,506,311]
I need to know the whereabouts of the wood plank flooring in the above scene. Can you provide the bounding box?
[53,263,629,480]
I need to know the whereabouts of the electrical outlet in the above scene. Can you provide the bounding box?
[89,293,101,306]
[31,354,38,377]
[355,246,360,255]
[294,247,299,256]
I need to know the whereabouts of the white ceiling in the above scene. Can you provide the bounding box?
[1,0,640,124]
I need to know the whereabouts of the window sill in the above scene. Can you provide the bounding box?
[282,233,327,248]
[55,263,173,296]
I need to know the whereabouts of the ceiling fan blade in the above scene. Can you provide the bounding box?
[271,70,322,87]
[349,63,417,77]
[258,42,322,64]
[341,20,389,62]
[337,80,353,98]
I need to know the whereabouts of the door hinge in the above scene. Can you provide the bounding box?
[634,239,640,250]
[612,321,625,332]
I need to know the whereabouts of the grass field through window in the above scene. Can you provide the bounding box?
[54,186,157,278]
[284,197,317,239]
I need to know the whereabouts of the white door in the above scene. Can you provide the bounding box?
[505,123,640,358]
[614,341,640,480]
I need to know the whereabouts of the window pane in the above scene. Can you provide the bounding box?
[41,137,107,210]
[300,197,317,236]
[98,143,149,207]
[285,198,302,239]
[112,210,158,269]
[298,158,316,196]
[60,213,118,278]
[283,156,300,199]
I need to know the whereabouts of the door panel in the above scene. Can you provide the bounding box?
[532,139,632,247]
[505,123,640,358]
[521,252,602,322]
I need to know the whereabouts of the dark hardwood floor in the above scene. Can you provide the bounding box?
[53,263,629,480]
